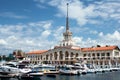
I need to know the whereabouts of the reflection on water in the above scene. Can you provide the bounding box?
[1,71,120,80]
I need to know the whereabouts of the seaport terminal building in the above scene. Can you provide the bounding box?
[25,4,120,68]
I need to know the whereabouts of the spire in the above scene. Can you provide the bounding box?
[60,3,73,47]
[66,3,69,32]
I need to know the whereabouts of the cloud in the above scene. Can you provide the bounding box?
[0,39,7,45]
[34,0,47,9]
[0,20,62,55]
[89,30,98,34]
[99,31,120,41]
[74,30,120,47]
[41,30,51,38]
[1,0,120,55]
[34,0,120,25]
[42,22,52,29]
[0,21,120,55]
[0,12,28,19]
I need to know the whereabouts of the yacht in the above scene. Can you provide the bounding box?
[33,64,59,75]
[59,65,78,75]
[28,71,44,76]
[0,61,32,75]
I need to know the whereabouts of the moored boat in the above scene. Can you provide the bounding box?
[29,72,44,76]
[59,66,78,75]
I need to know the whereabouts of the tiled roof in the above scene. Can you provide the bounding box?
[81,46,119,52]
[71,46,81,50]
[26,46,119,54]
[27,50,48,54]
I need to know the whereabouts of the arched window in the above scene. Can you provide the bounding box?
[50,53,52,60]
[71,52,74,57]
[54,52,57,60]
[75,53,79,58]
[46,55,48,60]
[71,52,74,60]
[59,51,63,60]
[92,53,95,57]
[41,55,42,60]
[65,51,69,60]
[107,53,110,56]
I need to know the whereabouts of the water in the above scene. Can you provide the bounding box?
[1,71,120,80]
[41,71,120,80]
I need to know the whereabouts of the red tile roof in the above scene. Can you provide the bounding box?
[26,46,119,54]
[81,46,119,52]
[27,50,48,54]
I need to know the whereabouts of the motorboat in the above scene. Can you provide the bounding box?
[102,68,111,72]
[86,68,96,73]
[19,68,32,73]
[29,72,43,76]
[19,73,41,80]
[33,64,59,75]
[73,63,87,74]
[33,64,55,68]
[0,65,20,75]
[59,65,78,75]
[0,61,32,75]
[44,69,59,74]
[28,71,44,76]
[95,68,103,73]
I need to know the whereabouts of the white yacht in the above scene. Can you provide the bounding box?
[0,61,32,75]
[59,65,78,75]
[28,71,44,76]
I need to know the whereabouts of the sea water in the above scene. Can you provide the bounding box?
[1,71,120,80]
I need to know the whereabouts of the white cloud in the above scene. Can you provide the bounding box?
[0,39,7,45]
[99,32,104,37]
[41,30,51,38]
[105,31,120,40]
[89,30,98,34]
[74,31,120,47]
[0,0,120,55]
[7,36,17,41]
[48,0,120,25]
[0,12,28,19]
[53,26,64,40]
[36,4,47,9]
[0,21,55,54]
[34,0,47,3]
[43,22,52,29]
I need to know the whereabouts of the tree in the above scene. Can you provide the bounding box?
[97,45,101,47]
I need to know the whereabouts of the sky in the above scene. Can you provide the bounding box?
[0,0,120,55]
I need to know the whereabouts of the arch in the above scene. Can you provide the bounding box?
[92,53,95,60]
[54,52,57,60]
[59,51,63,60]
[50,53,53,60]
[65,51,69,60]
[107,52,110,56]
[97,53,100,59]
[92,53,95,57]
[46,54,48,60]
[71,52,74,57]
[88,53,91,57]
[41,55,42,60]
[75,53,79,58]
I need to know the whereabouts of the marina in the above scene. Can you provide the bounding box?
[0,1,120,80]
[0,60,120,80]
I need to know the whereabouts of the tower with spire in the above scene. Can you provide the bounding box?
[60,3,73,47]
